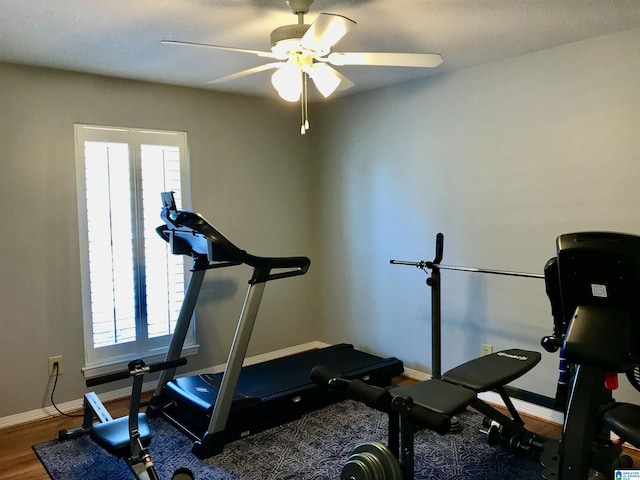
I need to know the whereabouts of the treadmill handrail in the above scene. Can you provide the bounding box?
[158,208,310,283]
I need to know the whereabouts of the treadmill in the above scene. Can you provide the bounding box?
[147,192,404,459]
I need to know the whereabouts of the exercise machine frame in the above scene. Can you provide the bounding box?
[541,231,640,480]
[147,192,310,458]
[59,357,191,480]
[147,192,403,459]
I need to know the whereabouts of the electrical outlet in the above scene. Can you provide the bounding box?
[481,344,493,356]
[48,355,63,376]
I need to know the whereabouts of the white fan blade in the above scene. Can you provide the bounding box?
[327,52,443,68]
[334,69,355,92]
[206,62,285,84]
[300,13,356,54]
[325,65,354,92]
[161,39,279,59]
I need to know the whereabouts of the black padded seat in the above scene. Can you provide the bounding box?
[604,404,640,449]
[90,413,151,457]
[442,349,541,392]
[393,379,477,416]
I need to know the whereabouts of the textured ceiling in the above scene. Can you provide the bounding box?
[1,0,640,100]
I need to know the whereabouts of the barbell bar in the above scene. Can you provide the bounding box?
[389,259,544,280]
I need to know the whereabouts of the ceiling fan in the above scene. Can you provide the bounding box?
[162,0,443,134]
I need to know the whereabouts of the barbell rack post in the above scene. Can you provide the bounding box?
[390,233,543,381]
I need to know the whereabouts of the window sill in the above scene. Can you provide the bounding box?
[82,344,199,379]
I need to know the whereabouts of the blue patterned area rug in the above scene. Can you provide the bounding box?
[33,400,543,479]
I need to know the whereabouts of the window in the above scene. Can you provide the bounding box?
[75,124,196,376]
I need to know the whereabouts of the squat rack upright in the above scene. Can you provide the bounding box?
[390,232,544,380]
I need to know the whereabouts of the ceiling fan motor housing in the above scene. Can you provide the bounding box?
[286,0,314,14]
[271,24,311,45]
[271,24,311,55]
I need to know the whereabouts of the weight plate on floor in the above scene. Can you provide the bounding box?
[352,442,402,480]
[172,468,195,480]
[357,452,386,480]
[342,454,376,480]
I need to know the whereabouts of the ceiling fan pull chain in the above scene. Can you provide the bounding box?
[304,74,309,131]
[300,73,305,135]
[301,72,309,135]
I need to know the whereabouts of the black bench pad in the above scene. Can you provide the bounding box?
[604,403,640,449]
[90,413,151,457]
[393,379,476,416]
[442,349,541,392]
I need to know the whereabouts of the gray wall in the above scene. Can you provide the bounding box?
[313,27,640,402]
[0,63,318,417]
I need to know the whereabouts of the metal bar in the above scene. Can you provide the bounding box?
[390,260,543,279]
[433,263,544,279]
[207,282,267,435]
[559,365,607,480]
[389,259,428,268]
[431,264,442,380]
[431,233,444,380]
[152,266,207,397]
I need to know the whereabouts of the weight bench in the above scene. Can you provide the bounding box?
[313,348,543,480]
[394,348,543,450]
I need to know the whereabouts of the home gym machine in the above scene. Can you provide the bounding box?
[147,192,403,459]
[312,233,547,479]
[58,357,194,480]
[540,231,640,480]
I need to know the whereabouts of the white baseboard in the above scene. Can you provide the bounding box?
[0,341,329,429]
[401,366,431,382]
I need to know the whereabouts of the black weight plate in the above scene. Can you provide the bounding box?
[342,455,374,480]
[352,442,402,480]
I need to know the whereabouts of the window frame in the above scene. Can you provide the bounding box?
[74,124,198,378]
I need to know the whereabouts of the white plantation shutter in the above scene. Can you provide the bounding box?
[140,144,185,339]
[75,125,195,372]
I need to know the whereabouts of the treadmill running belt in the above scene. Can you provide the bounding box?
[200,343,402,400]
[161,343,403,441]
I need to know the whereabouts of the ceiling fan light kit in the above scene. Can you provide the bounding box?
[271,62,303,102]
[162,0,443,134]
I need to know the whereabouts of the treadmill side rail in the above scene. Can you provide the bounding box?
[207,283,266,440]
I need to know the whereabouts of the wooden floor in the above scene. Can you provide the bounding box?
[1,384,637,480]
